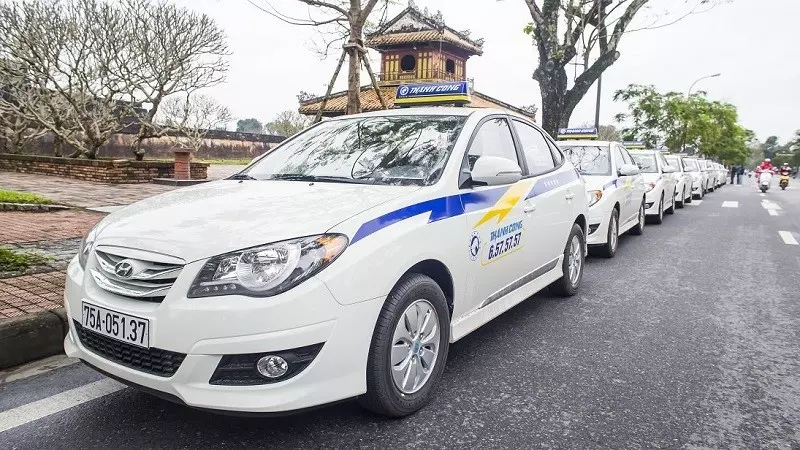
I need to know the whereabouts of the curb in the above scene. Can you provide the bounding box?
[0,202,71,212]
[0,308,67,370]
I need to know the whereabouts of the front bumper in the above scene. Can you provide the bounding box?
[643,188,662,215]
[63,257,384,413]
[586,203,612,246]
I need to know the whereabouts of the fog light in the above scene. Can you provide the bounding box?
[256,355,288,378]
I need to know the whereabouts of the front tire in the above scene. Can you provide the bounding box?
[666,190,676,214]
[592,208,618,258]
[550,223,585,297]
[677,187,686,208]
[648,194,665,224]
[360,274,450,417]
[629,199,645,236]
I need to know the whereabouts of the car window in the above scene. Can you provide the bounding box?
[246,115,467,186]
[620,146,635,165]
[665,156,683,171]
[467,118,519,170]
[630,153,658,173]
[513,120,556,175]
[684,159,699,171]
[612,146,626,172]
[546,138,564,165]
[657,153,670,170]
[560,145,611,176]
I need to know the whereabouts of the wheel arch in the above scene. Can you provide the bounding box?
[402,259,455,317]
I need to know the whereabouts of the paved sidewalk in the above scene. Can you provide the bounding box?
[0,272,65,318]
[0,210,103,244]
[0,172,175,208]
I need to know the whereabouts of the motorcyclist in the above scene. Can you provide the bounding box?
[779,162,791,176]
[755,159,775,184]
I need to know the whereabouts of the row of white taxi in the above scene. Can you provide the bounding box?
[557,138,728,257]
[64,105,727,419]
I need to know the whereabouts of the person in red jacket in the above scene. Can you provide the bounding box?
[755,159,775,183]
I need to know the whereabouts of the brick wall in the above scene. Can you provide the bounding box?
[0,154,209,184]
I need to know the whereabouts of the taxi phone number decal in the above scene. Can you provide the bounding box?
[483,220,524,264]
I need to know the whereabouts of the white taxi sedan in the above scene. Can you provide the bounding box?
[65,108,589,417]
[629,150,678,224]
[663,154,694,208]
[683,157,708,199]
[559,140,646,257]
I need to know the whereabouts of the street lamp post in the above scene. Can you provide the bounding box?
[681,73,721,153]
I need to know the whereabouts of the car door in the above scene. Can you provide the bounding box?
[657,152,677,200]
[510,118,570,273]
[461,116,532,313]
[612,145,636,223]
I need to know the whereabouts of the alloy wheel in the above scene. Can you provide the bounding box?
[568,235,583,285]
[391,299,440,394]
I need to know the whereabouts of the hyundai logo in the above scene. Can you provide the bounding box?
[114,260,135,279]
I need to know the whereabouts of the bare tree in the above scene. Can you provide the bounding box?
[122,0,230,160]
[264,110,310,136]
[158,94,232,154]
[522,0,725,136]
[0,0,134,158]
[249,0,392,122]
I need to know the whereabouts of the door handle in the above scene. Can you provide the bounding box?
[524,204,536,213]
[565,192,575,200]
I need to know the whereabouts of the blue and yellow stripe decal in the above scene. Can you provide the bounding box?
[351,169,580,244]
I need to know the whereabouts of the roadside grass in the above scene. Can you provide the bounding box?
[0,189,52,205]
[0,248,52,272]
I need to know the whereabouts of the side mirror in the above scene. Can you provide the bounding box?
[618,163,640,176]
[662,165,676,174]
[471,155,523,186]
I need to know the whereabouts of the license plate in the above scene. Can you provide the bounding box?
[81,302,149,348]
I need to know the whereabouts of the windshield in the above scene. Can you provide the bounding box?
[631,153,658,173]
[560,145,611,175]
[665,156,682,171]
[684,159,699,171]
[243,115,467,186]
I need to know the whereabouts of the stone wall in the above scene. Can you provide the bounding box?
[26,130,285,160]
[0,154,208,184]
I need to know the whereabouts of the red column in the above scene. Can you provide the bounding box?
[174,149,191,180]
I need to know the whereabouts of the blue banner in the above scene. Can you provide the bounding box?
[394,81,470,105]
[557,127,598,140]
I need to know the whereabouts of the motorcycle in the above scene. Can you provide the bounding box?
[759,170,773,192]
[779,172,790,190]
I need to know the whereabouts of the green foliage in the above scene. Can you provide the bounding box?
[0,189,52,204]
[236,118,264,134]
[614,84,751,164]
[0,248,50,272]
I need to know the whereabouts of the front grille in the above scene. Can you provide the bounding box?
[90,249,183,302]
[73,320,186,377]
[209,343,324,386]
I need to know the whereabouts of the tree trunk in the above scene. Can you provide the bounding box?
[345,43,361,115]
[53,135,63,157]
[536,66,570,137]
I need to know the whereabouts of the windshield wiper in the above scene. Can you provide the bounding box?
[270,174,374,184]
[228,173,256,180]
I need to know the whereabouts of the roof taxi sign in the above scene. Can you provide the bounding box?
[394,81,470,107]
[556,127,598,140]
[623,141,647,150]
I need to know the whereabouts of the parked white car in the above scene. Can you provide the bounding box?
[629,150,678,224]
[559,140,646,257]
[717,163,728,187]
[683,157,708,199]
[698,159,717,192]
[663,154,694,208]
[64,108,590,417]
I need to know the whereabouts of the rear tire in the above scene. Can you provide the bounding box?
[360,273,450,418]
[550,224,585,297]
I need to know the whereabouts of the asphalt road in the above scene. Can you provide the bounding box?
[2,180,799,449]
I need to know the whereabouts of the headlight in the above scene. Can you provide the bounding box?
[587,190,602,207]
[188,234,348,298]
[646,182,656,192]
[78,225,99,269]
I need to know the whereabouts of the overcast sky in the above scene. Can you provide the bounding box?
[174,0,800,142]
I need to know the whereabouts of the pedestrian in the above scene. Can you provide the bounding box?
[730,165,736,184]
[737,165,744,184]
